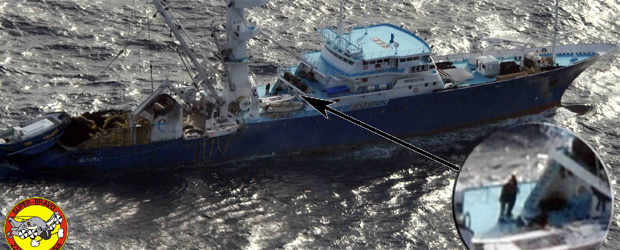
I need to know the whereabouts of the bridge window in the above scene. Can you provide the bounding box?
[362,78,368,82]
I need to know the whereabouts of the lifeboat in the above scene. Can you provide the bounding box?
[0,112,71,158]
[259,94,305,113]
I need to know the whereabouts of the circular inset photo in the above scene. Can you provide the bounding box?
[452,123,613,250]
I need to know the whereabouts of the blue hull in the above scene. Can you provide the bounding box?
[3,57,596,170]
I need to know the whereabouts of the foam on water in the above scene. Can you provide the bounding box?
[0,0,618,249]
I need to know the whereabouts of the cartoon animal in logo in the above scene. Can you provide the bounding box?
[7,212,64,247]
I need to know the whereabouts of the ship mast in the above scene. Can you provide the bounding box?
[153,0,265,115]
[337,0,344,48]
[551,0,559,65]
[222,0,266,112]
[338,1,344,36]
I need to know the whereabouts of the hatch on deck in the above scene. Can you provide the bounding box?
[442,68,474,83]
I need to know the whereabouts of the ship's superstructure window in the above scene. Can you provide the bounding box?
[403,78,423,83]
[409,64,433,73]
[326,46,354,65]
[302,24,441,95]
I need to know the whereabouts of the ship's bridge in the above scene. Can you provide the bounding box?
[291,24,441,97]
[353,24,431,61]
[316,24,432,69]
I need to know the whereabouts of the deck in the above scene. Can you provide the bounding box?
[350,24,432,60]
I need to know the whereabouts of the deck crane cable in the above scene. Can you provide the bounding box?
[176,48,199,88]
[161,1,207,90]
[253,30,353,80]
[148,7,154,93]
[152,0,223,104]
[253,29,325,78]
[249,29,305,62]
[97,3,156,77]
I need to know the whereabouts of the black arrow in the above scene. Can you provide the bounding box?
[300,95,460,171]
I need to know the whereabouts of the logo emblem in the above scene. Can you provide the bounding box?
[3,197,68,249]
[156,118,167,132]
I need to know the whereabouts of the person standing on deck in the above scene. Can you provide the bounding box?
[499,175,519,219]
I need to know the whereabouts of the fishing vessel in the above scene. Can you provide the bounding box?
[455,139,612,249]
[0,0,616,170]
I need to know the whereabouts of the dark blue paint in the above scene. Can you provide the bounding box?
[3,57,596,171]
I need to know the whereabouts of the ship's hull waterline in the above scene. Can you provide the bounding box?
[2,57,596,170]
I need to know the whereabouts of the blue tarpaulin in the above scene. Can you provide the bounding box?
[326,85,350,95]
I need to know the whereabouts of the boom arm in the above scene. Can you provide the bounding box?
[152,0,223,104]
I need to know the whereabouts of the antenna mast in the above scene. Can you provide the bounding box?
[222,0,266,112]
[338,1,344,35]
[338,0,344,48]
[551,0,559,65]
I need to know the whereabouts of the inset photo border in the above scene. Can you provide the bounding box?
[452,123,613,250]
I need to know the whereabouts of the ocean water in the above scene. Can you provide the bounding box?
[0,0,618,249]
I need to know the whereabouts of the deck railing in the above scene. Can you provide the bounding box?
[433,43,616,62]
[321,29,363,58]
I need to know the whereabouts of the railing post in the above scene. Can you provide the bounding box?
[129,113,136,145]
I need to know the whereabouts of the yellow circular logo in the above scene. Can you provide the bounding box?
[3,197,68,250]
